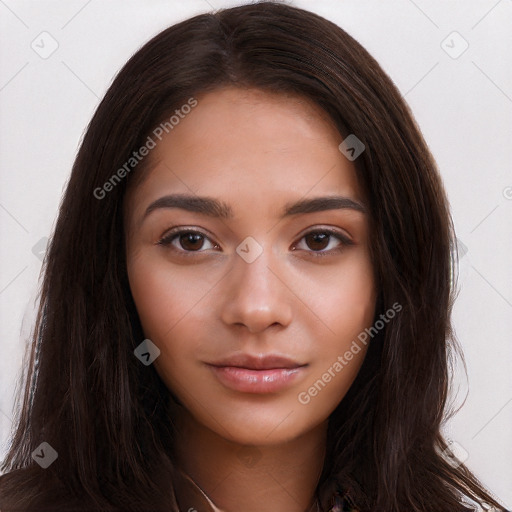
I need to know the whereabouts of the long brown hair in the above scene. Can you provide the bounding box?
[0,2,506,511]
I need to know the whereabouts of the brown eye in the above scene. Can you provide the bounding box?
[304,232,331,251]
[178,232,205,251]
[157,229,218,253]
[294,228,353,257]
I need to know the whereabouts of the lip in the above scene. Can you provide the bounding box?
[207,353,308,394]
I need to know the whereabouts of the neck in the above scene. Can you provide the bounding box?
[173,409,328,512]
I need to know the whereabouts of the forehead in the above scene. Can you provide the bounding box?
[124,86,363,219]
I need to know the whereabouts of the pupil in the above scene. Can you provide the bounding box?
[181,233,203,250]
[307,232,329,251]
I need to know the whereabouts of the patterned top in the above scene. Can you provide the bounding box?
[173,469,358,512]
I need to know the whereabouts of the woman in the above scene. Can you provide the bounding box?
[0,2,507,511]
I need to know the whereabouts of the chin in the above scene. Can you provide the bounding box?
[198,402,324,446]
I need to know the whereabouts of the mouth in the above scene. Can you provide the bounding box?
[206,353,308,394]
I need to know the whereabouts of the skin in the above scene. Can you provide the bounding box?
[124,86,377,512]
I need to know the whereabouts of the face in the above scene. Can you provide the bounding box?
[124,86,377,446]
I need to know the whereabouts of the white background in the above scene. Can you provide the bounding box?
[0,0,511,507]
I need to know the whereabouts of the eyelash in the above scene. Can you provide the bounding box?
[156,227,354,258]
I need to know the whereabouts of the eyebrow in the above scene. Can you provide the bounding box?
[142,193,366,223]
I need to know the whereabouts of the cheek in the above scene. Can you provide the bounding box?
[126,251,223,395]
[330,262,376,342]
[295,254,376,403]
[299,250,377,342]
[127,251,218,342]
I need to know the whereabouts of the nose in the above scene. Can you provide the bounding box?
[220,243,293,334]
